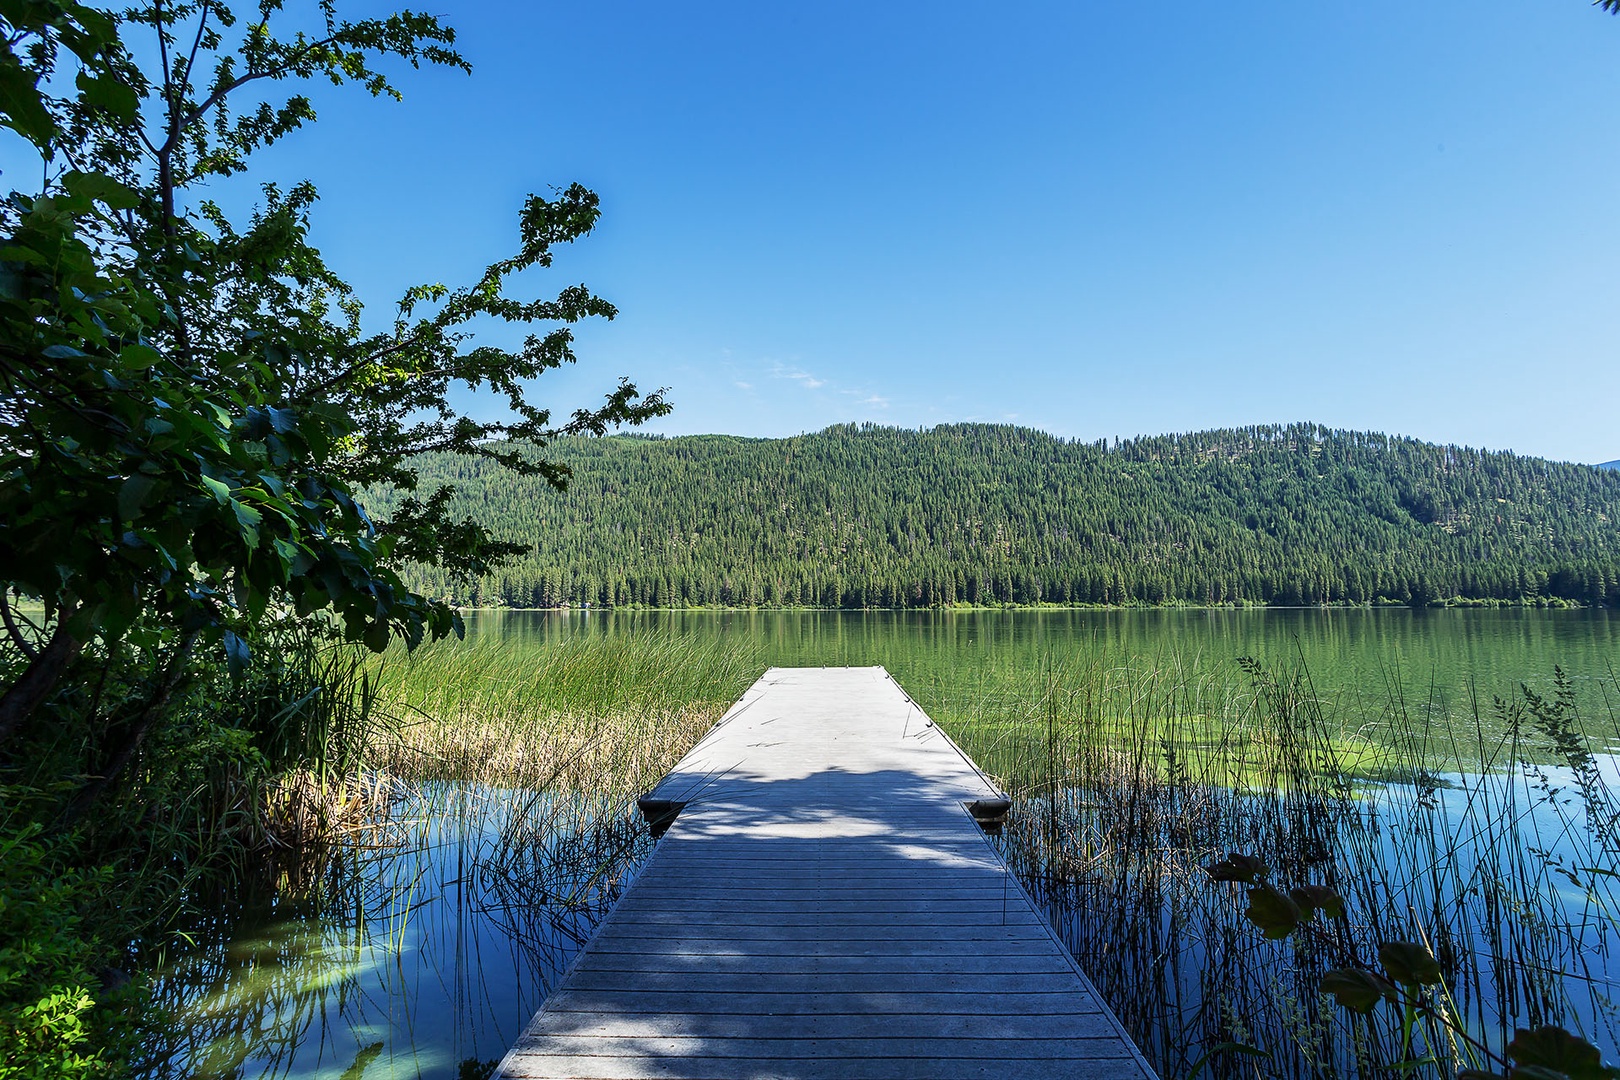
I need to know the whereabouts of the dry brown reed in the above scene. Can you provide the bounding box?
[366,630,760,793]
[257,768,397,851]
[379,702,724,793]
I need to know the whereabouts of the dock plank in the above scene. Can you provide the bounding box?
[496,666,1154,1080]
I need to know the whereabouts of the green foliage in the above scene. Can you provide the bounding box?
[0,3,666,1071]
[1319,969,1398,1015]
[1288,884,1344,919]
[0,0,667,755]
[1243,884,1304,940]
[0,814,118,1080]
[1208,852,1618,1077]
[1378,940,1444,988]
[369,629,763,787]
[382,423,1620,610]
[1498,1027,1620,1080]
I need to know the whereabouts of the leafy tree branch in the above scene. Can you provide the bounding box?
[0,1,668,790]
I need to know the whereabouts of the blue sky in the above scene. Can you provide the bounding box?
[43,3,1620,460]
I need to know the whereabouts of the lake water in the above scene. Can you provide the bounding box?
[142,608,1620,1080]
[465,605,1619,703]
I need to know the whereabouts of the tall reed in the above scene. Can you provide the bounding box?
[921,651,1620,1079]
[142,630,765,1079]
[370,630,762,789]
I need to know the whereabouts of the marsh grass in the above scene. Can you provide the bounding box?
[150,617,1620,1080]
[241,630,761,890]
[371,631,762,789]
[920,651,1620,1078]
[140,630,765,1079]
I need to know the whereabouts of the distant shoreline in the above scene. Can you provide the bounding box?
[450,597,1600,615]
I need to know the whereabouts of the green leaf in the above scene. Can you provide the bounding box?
[1244,885,1301,939]
[273,537,313,577]
[117,473,156,521]
[232,498,263,547]
[1378,941,1442,987]
[118,342,162,369]
[75,70,139,122]
[222,630,249,681]
[362,620,391,652]
[1206,853,1268,884]
[0,262,25,300]
[62,169,141,209]
[1321,968,1397,1013]
[200,475,231,504]
[0,57,56,147]
[1507,1026,1620,1080]
[1289,884,1345,919]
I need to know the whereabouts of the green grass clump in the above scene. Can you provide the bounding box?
[368,631,765,790]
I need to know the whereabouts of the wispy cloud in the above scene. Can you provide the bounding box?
[760,359,892,415]
[788,372,825,389]
[769,361,830,390]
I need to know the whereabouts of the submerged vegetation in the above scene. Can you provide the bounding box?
[108,611,1620,1080]
[137,631,762,1080]
[914,649,1620,1078]
[4,0,1619,1077]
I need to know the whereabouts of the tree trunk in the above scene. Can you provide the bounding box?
[0,613,82,749]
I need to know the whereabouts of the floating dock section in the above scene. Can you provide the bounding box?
[496,665,1155,1079]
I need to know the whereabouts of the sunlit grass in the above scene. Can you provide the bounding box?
[367,630,764,791]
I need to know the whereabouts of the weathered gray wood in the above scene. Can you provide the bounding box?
[540,989,1113,1017]
[496,666,1155,1080]
[515,1011,1122,1040]
[500,1057,1140,1080]
[561,971,1088,994]
[588,924,1054,943]
[576,953,1075,975]
[511,1036,1138,1060]
[600,910,1047,926]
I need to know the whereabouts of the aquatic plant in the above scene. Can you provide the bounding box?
[926,652,1620,1078]
[369,630,761,789]
[136,629,763,1077]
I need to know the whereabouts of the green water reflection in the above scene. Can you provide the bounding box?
[470,607,1620,749]
[467,606,1617,684]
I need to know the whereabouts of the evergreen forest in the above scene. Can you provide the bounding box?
[384,422,1620,610]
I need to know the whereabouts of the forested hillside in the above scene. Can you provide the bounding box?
[383,423,1620,609]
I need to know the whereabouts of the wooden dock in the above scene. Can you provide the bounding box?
[495,666,1155,1080]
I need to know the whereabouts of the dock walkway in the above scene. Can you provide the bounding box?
[496,666,1155,1079]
